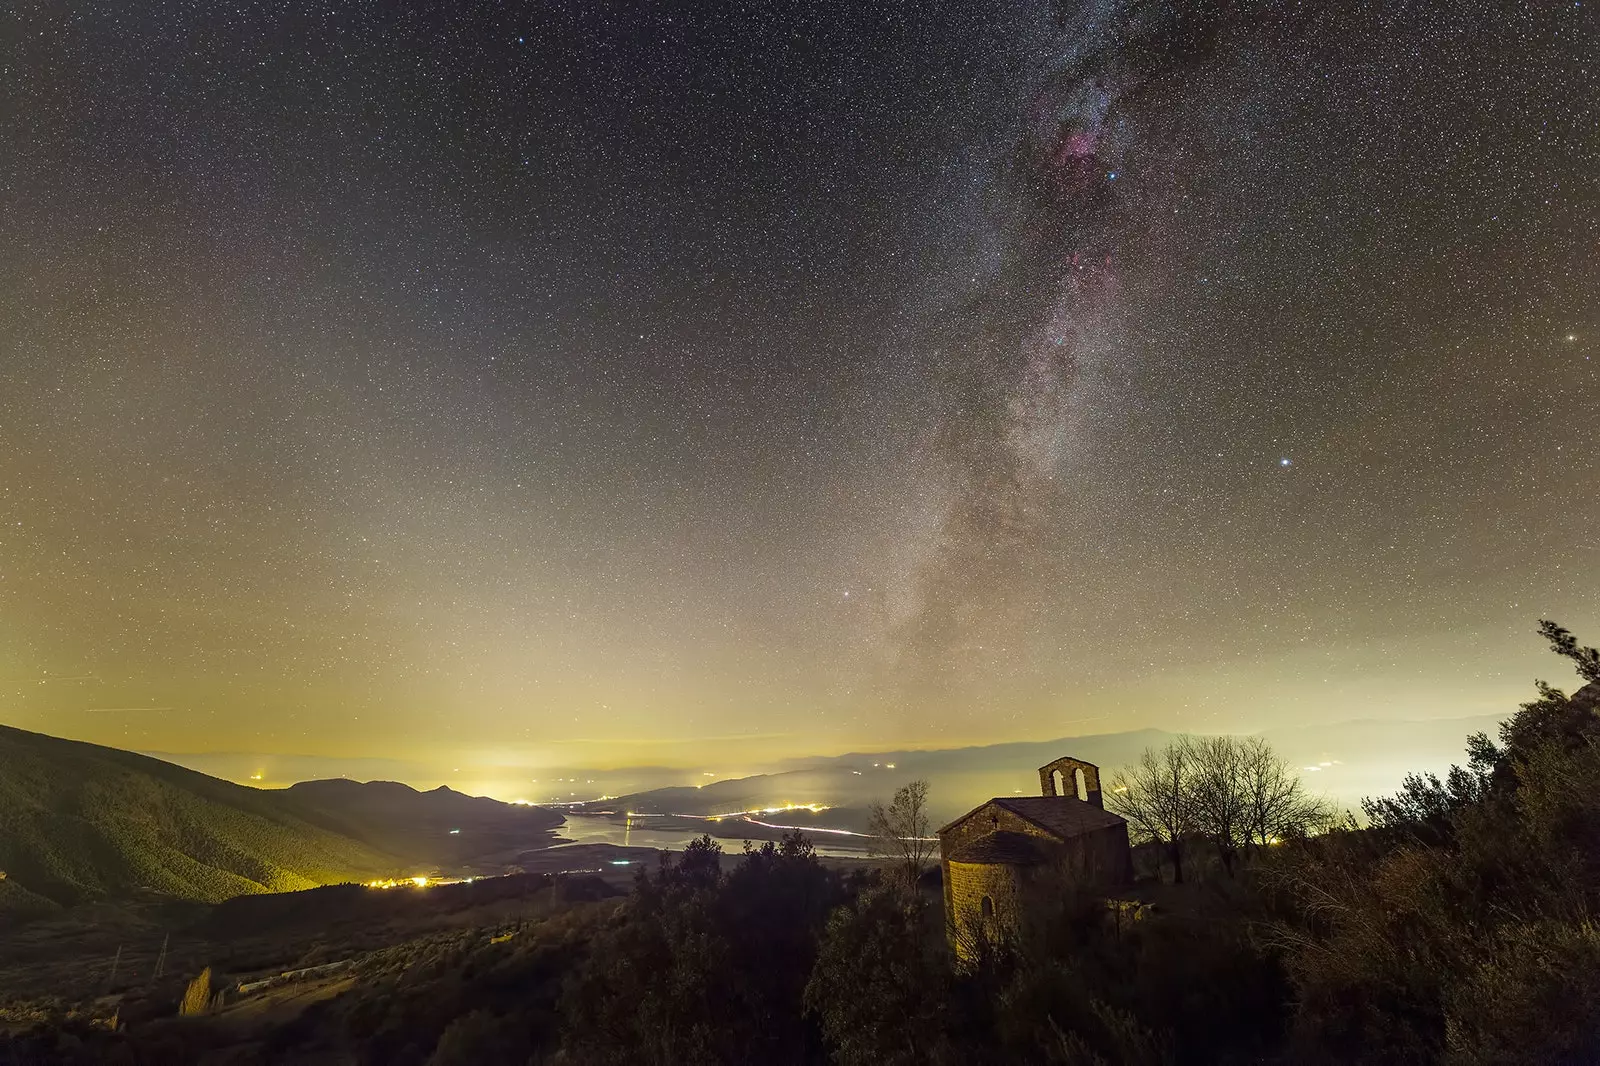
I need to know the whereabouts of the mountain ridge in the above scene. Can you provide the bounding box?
[607,715,1509,826]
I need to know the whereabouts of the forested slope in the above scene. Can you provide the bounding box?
[0,726,404,906]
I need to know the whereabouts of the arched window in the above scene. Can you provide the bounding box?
[980,895,994,919]
[1073,767,1088,802]
[1052,769,1066,797]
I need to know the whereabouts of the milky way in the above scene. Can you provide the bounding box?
[874,0,1599,735]
[892,0,1226,701]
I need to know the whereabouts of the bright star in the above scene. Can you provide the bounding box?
[1279,457,1292,467]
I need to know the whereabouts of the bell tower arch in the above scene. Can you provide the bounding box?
[1038,756,1103,808]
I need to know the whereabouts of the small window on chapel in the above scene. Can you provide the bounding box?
[980,895,994,919]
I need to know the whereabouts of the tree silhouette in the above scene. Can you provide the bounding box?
[1107,740,1195,883]
[867,780,935,892]
[1538,619,1600,684]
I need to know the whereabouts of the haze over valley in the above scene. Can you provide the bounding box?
[148,712,1507,833]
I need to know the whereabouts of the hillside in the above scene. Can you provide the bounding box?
[0,726,558,908]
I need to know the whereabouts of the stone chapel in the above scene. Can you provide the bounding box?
[937,756,1134,957]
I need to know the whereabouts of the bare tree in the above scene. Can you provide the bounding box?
[867,779,936,892]
[1238,736,1331,850]
[1188,736,1252,876]
[1167,735,1332,876]
[1107,740,1196,884]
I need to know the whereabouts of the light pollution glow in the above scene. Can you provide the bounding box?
[2,1,1594,780]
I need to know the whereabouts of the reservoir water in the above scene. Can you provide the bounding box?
[552,812,873,859]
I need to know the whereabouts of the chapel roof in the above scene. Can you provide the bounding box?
[939,795,1126,840]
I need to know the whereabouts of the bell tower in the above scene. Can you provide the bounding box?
[1038,756,1103,808]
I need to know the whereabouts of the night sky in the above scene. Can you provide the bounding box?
[4,1,1597,778]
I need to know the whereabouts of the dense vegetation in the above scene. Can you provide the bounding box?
[1271,621,1600,1063]
[3,623,1598,1064]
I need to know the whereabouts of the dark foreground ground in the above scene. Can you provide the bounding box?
[0,843,884,1038]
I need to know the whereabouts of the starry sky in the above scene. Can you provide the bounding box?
[3,0,1597,778]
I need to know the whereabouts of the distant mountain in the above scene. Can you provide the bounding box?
[278,778,562,869]
[609,716,1508,829]
[0,725,560,908]
[143,749,697,807]
[140,750,441,789]
[607,729,1178,828]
